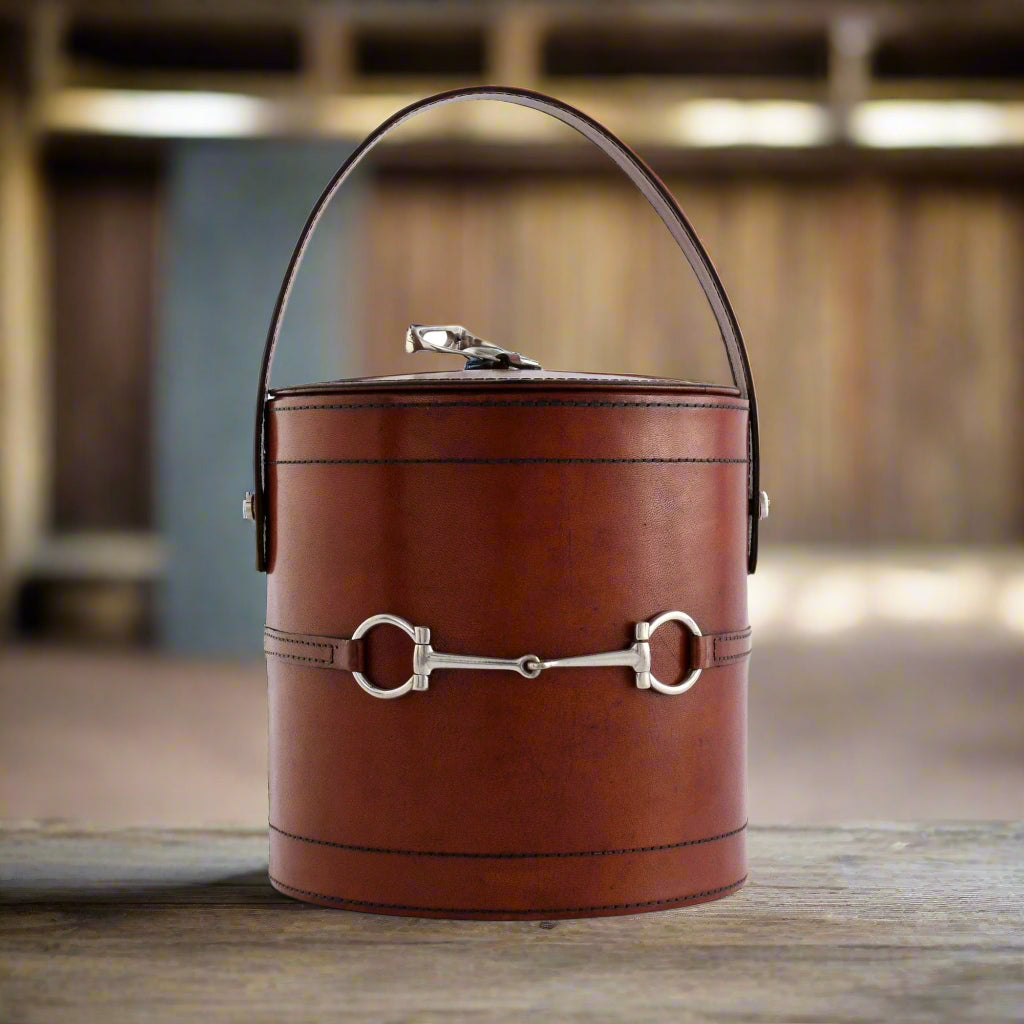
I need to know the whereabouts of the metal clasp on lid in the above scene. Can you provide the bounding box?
[405,324,542,370]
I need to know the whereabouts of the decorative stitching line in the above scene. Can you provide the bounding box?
[270,456,748,466]
[268,874,748,914]
[264,631,332,666]
[269,821,747,859]
[264,633,331,652]
[715,629,752,643]
[265,650,332,665]
[273,399,747,412]
[713,628,753,664]
[715,650,752,663]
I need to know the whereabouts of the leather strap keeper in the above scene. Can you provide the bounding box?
[263,626,365,673]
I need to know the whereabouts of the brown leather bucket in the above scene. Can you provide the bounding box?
[248,87,765,919]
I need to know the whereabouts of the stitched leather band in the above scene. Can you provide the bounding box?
[268,820,748,858]
[264,624,751,674]
[265,817,748,917]
[253,85,761,575]
[691,627,753,669]
[268,873,748,918]
[263,626,364,672]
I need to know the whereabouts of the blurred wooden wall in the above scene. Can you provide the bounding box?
[359,172,1024,544]
[50,166,159,531]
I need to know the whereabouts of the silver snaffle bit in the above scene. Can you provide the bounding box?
[350,610,702,700]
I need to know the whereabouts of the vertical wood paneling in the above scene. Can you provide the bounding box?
[358,171,1024,543]
[50,168,159,531]
[960,189,1024,540]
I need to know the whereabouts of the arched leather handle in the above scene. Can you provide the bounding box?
[253,86,761,573]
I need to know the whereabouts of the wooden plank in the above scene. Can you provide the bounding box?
[360,171,1024,543]
[49,164,159,531]
[1,822,1022,1022]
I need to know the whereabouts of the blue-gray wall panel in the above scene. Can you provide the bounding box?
[157,141,361,655]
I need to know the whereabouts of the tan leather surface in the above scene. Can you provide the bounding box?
[265,382,751,918]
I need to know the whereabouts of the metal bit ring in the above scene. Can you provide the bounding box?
[350,614,424,699]
[645,610,703,694]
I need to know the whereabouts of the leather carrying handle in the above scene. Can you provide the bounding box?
[253,85,761,573]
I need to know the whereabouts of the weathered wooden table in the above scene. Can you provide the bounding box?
[1,822,1021,1022]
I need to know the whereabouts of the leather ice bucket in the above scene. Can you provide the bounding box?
[247,87,767,919]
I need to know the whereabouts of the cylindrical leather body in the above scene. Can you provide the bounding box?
[264,373,751,919]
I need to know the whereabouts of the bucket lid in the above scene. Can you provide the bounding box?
[269,325,742,398]
[271,370,740,398]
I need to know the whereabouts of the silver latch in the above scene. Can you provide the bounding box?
[405,324,542,370]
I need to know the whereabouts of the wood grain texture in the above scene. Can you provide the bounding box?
[49,166,159,531]
[1,822,1022,1022]
[359,172,1024,544]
